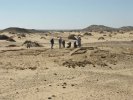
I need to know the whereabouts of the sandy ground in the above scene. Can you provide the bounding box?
[0,31,133,100]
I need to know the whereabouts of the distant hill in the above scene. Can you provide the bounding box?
[1,27,30,33]
[0,27,46,34]
[82,25,133,32]
[119,26,133,31]
[82,25,117,32]
[0,27,81,33]
[1,25,133,33]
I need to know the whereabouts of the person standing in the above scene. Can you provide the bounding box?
[62,40,65,48]
[59,37,62,49]
[50,38,54,49]
[77,36,81,47]
[74,41,77,48]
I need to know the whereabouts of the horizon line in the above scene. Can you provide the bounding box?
[0,25,133,30]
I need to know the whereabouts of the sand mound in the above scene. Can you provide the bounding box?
[59,47,133,70]
[0,35,9,40]
[0,35,16,42]
[1,27,30,33]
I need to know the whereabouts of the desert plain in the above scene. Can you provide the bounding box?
[0,26,133,100]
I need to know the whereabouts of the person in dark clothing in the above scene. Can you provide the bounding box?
[74,41,77,48]
[50,38,54,49]
[67,42,71,48]
[77,36,81,47]
[59,37,62,49]
[62,40,65,48]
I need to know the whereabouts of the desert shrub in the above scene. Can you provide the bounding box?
[22,40,43,47]
[98,37,105,40]
[84,32,92,36]
[40,37,46,39]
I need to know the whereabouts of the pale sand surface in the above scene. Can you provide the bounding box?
[0,31,133,100]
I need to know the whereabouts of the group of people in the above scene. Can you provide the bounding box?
[50,36,81,49]
[50,37,65,49]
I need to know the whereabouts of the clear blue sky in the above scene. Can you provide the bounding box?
[0,0,133,29]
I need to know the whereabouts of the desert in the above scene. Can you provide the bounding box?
[0,25,133,100]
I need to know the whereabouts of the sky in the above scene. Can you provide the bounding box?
[0,0,133,29]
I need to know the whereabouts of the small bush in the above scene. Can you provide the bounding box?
[98,37,105,40]
[84,32,92,36]
[22,40,43,47]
